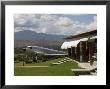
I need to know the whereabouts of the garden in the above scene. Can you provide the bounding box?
[14,57,80,76]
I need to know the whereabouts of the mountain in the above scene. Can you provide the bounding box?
[14,30,66,41]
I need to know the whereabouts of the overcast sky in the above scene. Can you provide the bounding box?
[14,14,97,35]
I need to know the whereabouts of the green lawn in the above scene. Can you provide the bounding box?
[14,58,80,76]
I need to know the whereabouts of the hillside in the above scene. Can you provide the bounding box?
[14,30,65,41]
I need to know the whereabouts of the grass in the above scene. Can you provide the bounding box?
[14,58,62,67]
[14,57,80,76]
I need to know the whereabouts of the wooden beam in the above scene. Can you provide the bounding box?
[71,47,76,59]
[64,30,97,40]
[67,48,71,57]
[80,42,83,62]
[76,43,80,61]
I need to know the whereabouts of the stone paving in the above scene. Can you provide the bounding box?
[78,61,97,69]
[52,57,73,65]
[69,57,97,76]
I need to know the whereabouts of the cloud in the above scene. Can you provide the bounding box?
[14,27,37,32]
[14,14,27,25]
[40,14,58,21]
[14,14,97,35]
[55,17,73,27]
[88,16,97,30]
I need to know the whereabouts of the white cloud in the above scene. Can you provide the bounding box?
[14,14,28,25]
[41,28,47,33]
[14,27,23,32]
[14,14,97,35]
[40,14,58,21]
[55,17,73,27]
[88,16,97,30]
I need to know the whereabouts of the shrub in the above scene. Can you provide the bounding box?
[25,60,33,64]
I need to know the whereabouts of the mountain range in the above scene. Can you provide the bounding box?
[14,30,66,41]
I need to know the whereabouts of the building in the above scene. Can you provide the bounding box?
[61,30,97,62]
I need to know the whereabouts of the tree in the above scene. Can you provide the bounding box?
[25,49,36,63]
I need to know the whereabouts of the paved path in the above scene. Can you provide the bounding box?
[17,66,49,68]
[78,61,97,69]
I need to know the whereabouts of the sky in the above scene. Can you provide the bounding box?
[14,14,97,36]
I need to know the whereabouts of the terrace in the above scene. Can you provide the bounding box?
[61,30,97,76]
